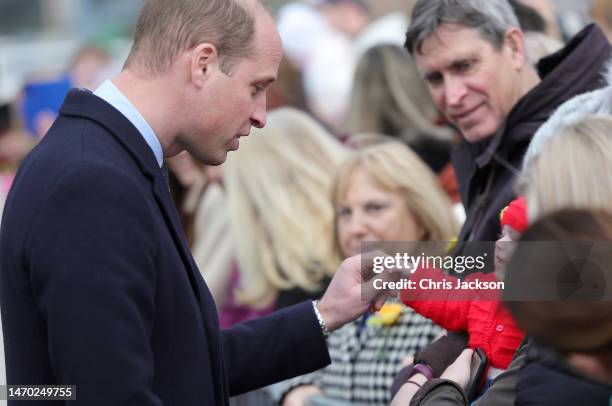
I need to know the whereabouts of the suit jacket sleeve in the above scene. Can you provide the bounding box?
[222,301,331,396]
[26,162,163,405]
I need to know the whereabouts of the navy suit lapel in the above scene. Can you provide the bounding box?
[152,169,228,404]
[59,89,205,307]
[151,177,204,305]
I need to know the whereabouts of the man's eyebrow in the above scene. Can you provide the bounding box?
[420,57,473,78]
[256,78,276,86]
[448,58,471,68]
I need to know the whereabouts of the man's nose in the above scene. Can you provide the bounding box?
[444,76,468,107]
[250,97,267,128]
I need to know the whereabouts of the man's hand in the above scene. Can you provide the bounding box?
[317,253,402,332]
[440,348,474,390]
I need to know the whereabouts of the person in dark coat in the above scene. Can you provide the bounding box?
[0,1,394,405]
[404,0,611,247]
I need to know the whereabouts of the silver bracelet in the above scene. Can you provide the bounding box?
[312,300,330,338]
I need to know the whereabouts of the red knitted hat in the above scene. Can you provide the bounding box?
[500,197,528,233]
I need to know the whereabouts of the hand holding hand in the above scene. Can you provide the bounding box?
[317,252,402,331]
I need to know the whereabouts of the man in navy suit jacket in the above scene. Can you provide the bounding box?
[0,0,393,404]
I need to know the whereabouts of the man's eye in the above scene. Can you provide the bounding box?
[252,85,265,96]
[456,60,473,72]
[425,73,443,86]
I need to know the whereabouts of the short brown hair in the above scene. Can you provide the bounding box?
[125,0,257,75]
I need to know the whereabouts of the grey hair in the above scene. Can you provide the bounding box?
[405,0,520,54]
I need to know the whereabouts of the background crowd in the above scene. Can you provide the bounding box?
[1,0,612,405]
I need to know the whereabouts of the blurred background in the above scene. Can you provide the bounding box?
[0,0,595,106]
[0,1,610,404]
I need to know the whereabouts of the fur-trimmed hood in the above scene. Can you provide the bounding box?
[524,58,612,168]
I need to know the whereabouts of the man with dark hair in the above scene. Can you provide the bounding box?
[0,0,390,404]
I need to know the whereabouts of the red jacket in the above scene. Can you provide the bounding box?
[401,268,523,369]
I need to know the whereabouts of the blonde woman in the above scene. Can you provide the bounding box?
[282,142,457,405]
[333,142,459,250]
[224,107,348,311]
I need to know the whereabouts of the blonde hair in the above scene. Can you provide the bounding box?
[346,44,440,136]
[332,142,459,256]
[225,108,349,307]
[520,116,612,221]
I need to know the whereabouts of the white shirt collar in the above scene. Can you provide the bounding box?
[94,80,164,167]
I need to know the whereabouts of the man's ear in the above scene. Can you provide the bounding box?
[503,27,527,70]
[189,43,219,88]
